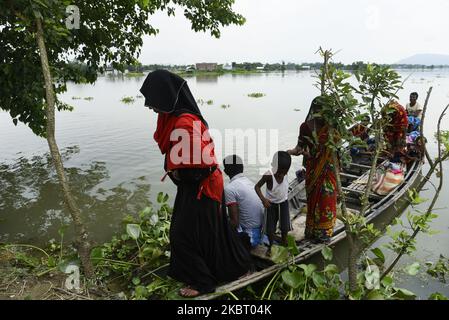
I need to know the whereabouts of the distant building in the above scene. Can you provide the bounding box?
[223,63,233,71]
[256,66,265,70]
[196,63,217,71]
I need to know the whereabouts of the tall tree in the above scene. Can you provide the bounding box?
[0,0,245,277]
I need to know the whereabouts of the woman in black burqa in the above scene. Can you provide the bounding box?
[140,70,251,297]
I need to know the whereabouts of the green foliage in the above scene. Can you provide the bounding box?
[340,211,380,243]
[349,261,417,300]
[321,246,333,261]
[261,247,343,300]
[385,203,438,257]
[426,255,449,283]
[435,130,449,159]
[0,230,78,279]
[355,64,402,111]
[270,261,342,300]
[370,248,385,267]
[404,262,420,276]
[429,292,448,300]
[92,193,173,299]
[125,72,145,78]
[0,0,245,136]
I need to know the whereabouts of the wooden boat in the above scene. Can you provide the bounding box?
[196,156,423,300]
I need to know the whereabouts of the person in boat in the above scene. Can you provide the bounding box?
[254,151,292,248]
[140,70,251,298]
[350,115,371,141]
[287,97,338,244]
[349,115,375,155]
[382,100,409,163]
[406,92,423,119]
[223,155,264,249]
[405,115,424,163]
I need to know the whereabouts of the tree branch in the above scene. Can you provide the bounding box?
[420,87,434,167]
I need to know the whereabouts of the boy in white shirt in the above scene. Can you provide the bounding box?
[254,151,292,248]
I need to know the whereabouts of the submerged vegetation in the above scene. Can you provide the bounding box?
[248,92,266,98]
[121,96,136,104]
[72,96,94,101]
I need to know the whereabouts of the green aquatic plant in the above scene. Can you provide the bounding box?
[426,255,449,283]
[84,97,94,101]
[206,99,214,105]
[91,192,175,299]
[221,104,231,109]
[248,93,266,98]
[72,96,81,100]
[121,96,135,104]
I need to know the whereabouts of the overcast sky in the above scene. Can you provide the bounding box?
[139,0,449,65]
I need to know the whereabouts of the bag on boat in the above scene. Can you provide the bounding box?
[372,162,405,196]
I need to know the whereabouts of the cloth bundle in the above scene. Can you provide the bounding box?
[372,162,405,196]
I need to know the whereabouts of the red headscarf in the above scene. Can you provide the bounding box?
[141,70,223,203]
[154,112,223,203]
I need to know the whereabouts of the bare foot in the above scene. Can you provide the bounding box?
[179,287,201,298]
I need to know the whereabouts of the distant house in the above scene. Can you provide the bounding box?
[256,66,265,71]
[223,63,233,71]
[196,63,217,71]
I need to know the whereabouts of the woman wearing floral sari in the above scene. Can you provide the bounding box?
[288,97,338,243]
[382,100,409,162]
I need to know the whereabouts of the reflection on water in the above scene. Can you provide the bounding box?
[196,75,219,83]
[0,146,153,245]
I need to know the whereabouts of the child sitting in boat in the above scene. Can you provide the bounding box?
[255,151,292,248]
[223,155,265,249]
[349,115,375,156]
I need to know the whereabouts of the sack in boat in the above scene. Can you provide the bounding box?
[372,167,405,196]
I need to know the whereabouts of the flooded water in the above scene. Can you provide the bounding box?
[1,70,449,298]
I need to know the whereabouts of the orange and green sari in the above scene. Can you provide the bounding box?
[302,124,338,240]
[383,101,408,158]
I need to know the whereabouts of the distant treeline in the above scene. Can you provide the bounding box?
[127,61,449,72]
[68,61,449,75]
